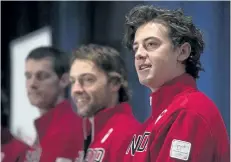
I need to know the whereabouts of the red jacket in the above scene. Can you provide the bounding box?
[75,102,140,162]
[124,74,230,162]
[1,137,29,162]
[19,100,83,162]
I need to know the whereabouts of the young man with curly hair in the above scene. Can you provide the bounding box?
[123,5,229,162]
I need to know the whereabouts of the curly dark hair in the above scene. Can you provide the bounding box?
[71,44,131,103]
[123,5,205,79]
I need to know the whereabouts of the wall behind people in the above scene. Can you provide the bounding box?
[48,1,151,121]
[2,1,230,135]
[2,1,150,125]
[89,1,151,122]
[75,1,230,131]
[183,1,230,135]
[1,1,93,128]
[86,1,230,134]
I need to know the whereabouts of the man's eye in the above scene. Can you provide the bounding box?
[132,46,138,53]
[36,73,50,81]
[69,79,75,85]
[146,42,158,48]
[25,74,31,80]
[78,76,96,87]
[83,77,95,83]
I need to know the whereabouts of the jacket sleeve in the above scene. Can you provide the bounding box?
[39,131,82,162]
[150,110,219,162]
[110,133,133,162]
[1,139,28,162]
[109,121,141,162]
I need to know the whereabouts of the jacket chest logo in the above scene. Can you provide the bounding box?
[170,139,191,161]
[85,148,105,162]
[75,148,105,162]
[125,132,151,156]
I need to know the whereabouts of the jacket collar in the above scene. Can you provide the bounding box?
[84,102,133,140]
[34,100,71,140]
[150,73,197,121]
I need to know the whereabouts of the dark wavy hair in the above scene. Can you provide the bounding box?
[123,5,205,79]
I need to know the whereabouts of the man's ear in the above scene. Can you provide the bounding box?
[177,42,191,62]
[59,73,70,89]
[110,77,122,92]
[108,72,122,92]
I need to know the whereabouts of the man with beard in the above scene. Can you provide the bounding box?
[69,44,140,162]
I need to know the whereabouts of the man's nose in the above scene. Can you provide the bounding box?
[28,76,39,89]
[135,46,148,60]
[71,81,84,94]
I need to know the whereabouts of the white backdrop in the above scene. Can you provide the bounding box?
[10,27,52,145]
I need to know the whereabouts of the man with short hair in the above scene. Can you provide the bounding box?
[69,44,140,162]
[14,46,83,162]
[122,5,229,162]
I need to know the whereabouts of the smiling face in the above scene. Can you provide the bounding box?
[133,22,188,91]
[69,59,115,117]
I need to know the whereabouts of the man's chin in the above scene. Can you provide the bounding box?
[30,100,44,108]
[139,77,151,86]
[77,109,92,118]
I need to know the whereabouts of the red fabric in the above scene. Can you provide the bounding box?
[124,73,230,162]
[1,138,29,162]
[75,102,140,162]
[19,100,83,162]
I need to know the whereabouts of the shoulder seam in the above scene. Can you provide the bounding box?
[183,104,215,141]
[184,91,215,140]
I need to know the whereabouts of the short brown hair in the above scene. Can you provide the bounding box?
[123,5,205,79]
[71,44,130,102]
[27,46,69,78]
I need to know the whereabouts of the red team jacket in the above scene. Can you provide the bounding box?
[124,74,230,162]
[75,102,140,162]
[17,100,83,162]
[1,137,29,162]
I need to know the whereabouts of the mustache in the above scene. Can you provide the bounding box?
[72,92,89,98]
[72,94,90,102]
